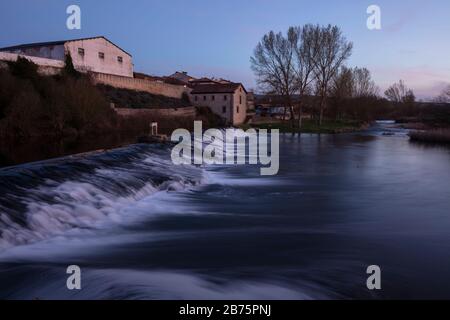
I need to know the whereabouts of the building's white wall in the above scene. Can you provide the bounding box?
[232,86,247,125]
[0,52,65,75]
[65,38,133,77]
[191,86,247,125]
[191,92,234,124]
[5,45,65,61]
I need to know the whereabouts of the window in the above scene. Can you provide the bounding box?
[237,106,240,114]
[117,56,123,63]
[78,48,85,56]
[98,52,105,59]
[224,95,227,101]
[222,106,227,114]
[195,96,198,102]
[212,95,215,101]
[203,96,207,101]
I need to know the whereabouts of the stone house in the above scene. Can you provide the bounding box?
[191,82,247,125]
[0,36,133,77]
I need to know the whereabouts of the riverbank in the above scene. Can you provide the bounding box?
[0,119,368,167]
[242,119,367,134]
[0,133,141,168]
[409,129,450,145]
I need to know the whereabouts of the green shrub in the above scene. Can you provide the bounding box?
[196,106,226,128]
[63,53,81,78]
[0,61,117,137]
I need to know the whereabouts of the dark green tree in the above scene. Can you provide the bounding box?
[7,56,39,79]
[64,53,80,78]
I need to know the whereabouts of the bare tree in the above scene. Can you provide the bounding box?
[330,66,354,119]
[308,25,353,125]
[251,28,298,124]
[434,85,450,103]
[445,86,450,100]
[292,24,317,129]
[385,80,415,104]
[329,66,383,120]
[331,66,378,99]
[332,66,354,98]
[352,67,379,98]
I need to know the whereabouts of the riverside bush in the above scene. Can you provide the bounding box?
[0,57,117,137]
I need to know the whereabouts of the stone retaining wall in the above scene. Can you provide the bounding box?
[0,52,191,100]
[114,107,196,118]
[91,72,191,99]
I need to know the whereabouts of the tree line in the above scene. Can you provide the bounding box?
[250,24,444,127]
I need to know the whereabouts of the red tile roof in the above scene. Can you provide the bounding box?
[191,83,247,94]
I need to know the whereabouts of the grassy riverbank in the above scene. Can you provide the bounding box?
[242,119,366,134]
[409,129,450,145]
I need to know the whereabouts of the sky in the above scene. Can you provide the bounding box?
[0,0,449,100]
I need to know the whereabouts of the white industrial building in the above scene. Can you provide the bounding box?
[0,36,133,77]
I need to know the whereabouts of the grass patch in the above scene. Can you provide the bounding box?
[409,129,450,145]
[242,119,365,134]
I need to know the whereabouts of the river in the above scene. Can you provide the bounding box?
[1,122,450,299]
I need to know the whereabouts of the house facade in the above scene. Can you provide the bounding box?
[191,82,247,125]
[0,36,133,77]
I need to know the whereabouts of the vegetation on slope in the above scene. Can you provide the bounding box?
[0,56,116,137]
[97,84,191,109]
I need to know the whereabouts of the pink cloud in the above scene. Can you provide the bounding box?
[371,65,450,100]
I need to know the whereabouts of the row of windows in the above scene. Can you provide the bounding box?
[77,48,123,63]
[194,95,243,103]
[193,94,241,115]
[195,95,228,102]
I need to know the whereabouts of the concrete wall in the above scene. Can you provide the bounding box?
[1,38,133,77]
[0,52,64,75]
[191,92,234,124]
[0,51,190,100]
[92,72,191,99]
[232,85,247,125]
[4,44,66,61]
[65,38,133,77]
[190,85,247,125]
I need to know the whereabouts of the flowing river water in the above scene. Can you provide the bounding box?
[1,123,450,299]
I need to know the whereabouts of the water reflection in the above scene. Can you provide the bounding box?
[1,126,450,299]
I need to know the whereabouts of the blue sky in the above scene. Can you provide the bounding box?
[1,0,449,99]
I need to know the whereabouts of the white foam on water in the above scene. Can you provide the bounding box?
[0,142,278,255]
[0,157,206,251]
[204,170,287,187]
